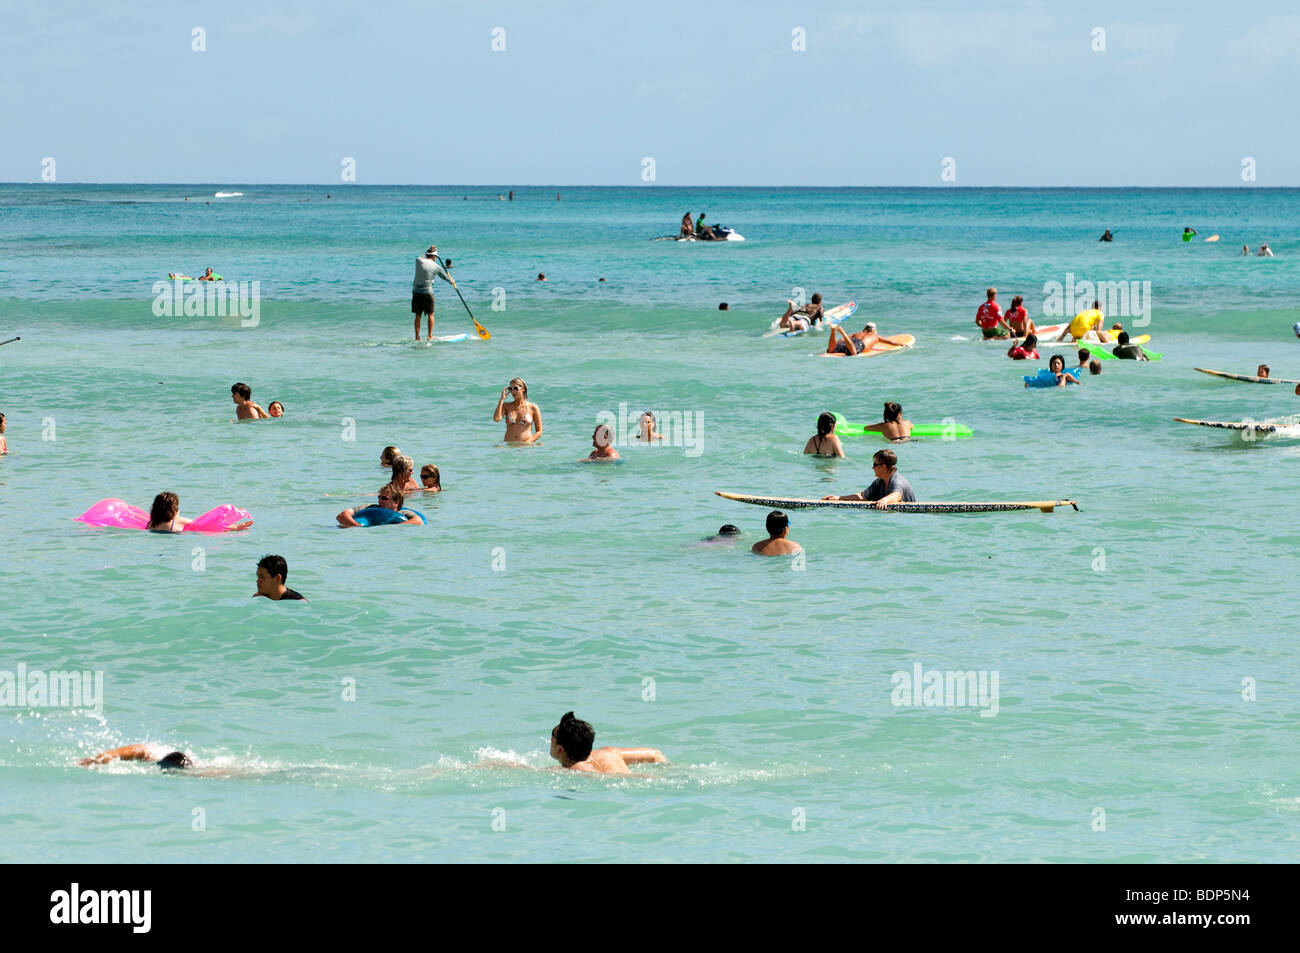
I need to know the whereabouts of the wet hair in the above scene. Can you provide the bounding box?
[537,273,545,280]
[873,448,898,468]
[1010,295,1023,309]
[765,510,790,535]
[718,302,729,310]
[380,487,406,507]
[553,711,595,762]
[148,492,179,528]
[508,377,528,399]
[1117,331,1130,344]
[1076,349,1090,366]
[380,445,401,466]
[268,400,283,413]
[1050,354,1066,372]
[257,554,288,583]
[594,424,613,446]
[1089,359,1102,375]
[883,402,902,422]
[1092,300,1101,309]
[158,751,193,771]
[231,382,251,400]
[391,455,414,481]
[420,464,441,488]
[810,293,822,304]
[816,412,836,437]
[1023,333,1038,349]
[717,524,740,537]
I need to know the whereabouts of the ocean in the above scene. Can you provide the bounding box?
[1,184,1298,862]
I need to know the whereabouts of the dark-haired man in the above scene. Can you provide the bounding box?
[79,744,194,771]
[255,554,307,601]
[822,448,916,508]
[231,382,268,419]
[549,711,666,775]
[751,510,802,556]
[1111,331,1149,361]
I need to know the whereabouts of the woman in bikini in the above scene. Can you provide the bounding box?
[493,377,543,444]
[803,413,845,457]
[860,401,913,441]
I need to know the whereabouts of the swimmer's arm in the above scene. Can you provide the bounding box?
[525,406,543,443]
[821,492,865,501]
[830,434,845,457]
[860,422,888,433]
[79,743,154,766]
[872,491,903,509]
[337,508,361,527]
[617,747,667,764]
[802,437,817,454]
[399,512,422,525]
[493,392,507,422]
[880,334,910,347]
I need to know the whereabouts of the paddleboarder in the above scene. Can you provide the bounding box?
[412,244,457,341]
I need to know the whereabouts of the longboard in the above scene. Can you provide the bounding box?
[1194,367,1300,385]
[1041,333,1148,349]
[765,301,856,338]
[714,491,1077,513]
[1173,417,1291,433]
[821,334,915,357]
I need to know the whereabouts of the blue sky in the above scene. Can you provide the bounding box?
[3,0,1298,185]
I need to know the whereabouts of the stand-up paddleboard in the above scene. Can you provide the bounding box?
[1194,367,1300,385]
[831,412,972,439]
[765,301,856,338]
[714,491,1077,513]
[1173,417,1294,434]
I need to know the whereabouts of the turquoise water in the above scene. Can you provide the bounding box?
[2,185,1299,862]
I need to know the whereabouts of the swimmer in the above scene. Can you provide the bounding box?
[1004,296,1034,338]
[1182,227,1198,242]
[1257,244,1274,257]
[777,293,824,331]
[267,400,284,417]
[494,378,542,443]
[637,411,664,442]
[336,488,422,527]
[804,412,845,457]
[231,382,268,419]
[79,744,195,770]
[975,287,1011,339]
[1112,332,1149,361]
[536,273,546,281]
[583,424,620,461]
[718,302,728,310]
[549,711,667,775]
[1099,229,1114,242]
[1077,348,1091,368]
[1242,245,1250,256]
[385,454,420,496]
[380,445,402,468]
[1028,354,1080,388]
[1007,333,1039,360]
[825,322,908,357]
[1257,364,1270,379]
[254,554,306,601]
[411,244,456,341]
[1088,359,1102,375]
[751,510,803,556]
[145,492,252,533]
[702,524,742,544]
[0,412,6,454]
[419,464,442,492]
[822,448,916,507]
[861,401,913,441]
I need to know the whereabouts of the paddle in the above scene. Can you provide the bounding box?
[0,336,19,347]
[436,255,490,340]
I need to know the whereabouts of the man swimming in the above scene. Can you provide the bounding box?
[254,554,307,601]
[751,510,803,556]
[231,382,268,419]
[79,744,195,771]
[549,711,666,774]
[821,448,916,507]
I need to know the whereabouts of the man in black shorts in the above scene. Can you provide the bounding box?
[411,244,457,340]
[254,554,306,601]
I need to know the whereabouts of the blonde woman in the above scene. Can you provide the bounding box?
[493,377,542,444]
[419,464,442,492]
[385,455,420,496]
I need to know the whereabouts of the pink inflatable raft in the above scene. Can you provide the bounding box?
[76,498,252,533]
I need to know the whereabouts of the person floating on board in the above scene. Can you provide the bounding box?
[821,448,916,508]
[1112,332,1150,361]
[1099,229,1114,242]
[824,321,910,357]
[1055,300,1111,343]
[549,711,667,774]
[777,293,824,331]
[336,487,423,528]
[1008,333,1039,361]
[254,554,306,601]
[975,287,1012,339]
[1182,227,1198,242]
[679,211,694,239]
[751,510,803,556]
[582,424,620,461]
[198,267,220,282]
[412,244,456,341]
[804,413,845,457]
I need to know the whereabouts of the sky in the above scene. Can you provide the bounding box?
[2,0,1299,186]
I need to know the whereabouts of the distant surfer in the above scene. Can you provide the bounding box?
[1242,245,1251,256]
[680,211,694,239]
[777,293,824,331]
[824,322,909,357]
[975,287,1012,339]
[549,711,667,774]
[1257,244,1274,257]
[582,424,620,461]
[804,413,845,457]
[1182,227,1198,242]
[1099,229,1114,242]
[821,448,916,507]
[751,510,803,556]
[412,244,456,341]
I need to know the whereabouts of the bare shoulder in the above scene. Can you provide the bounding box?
[584,748,631,775]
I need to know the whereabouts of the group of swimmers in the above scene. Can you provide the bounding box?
[232,382,284,419]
